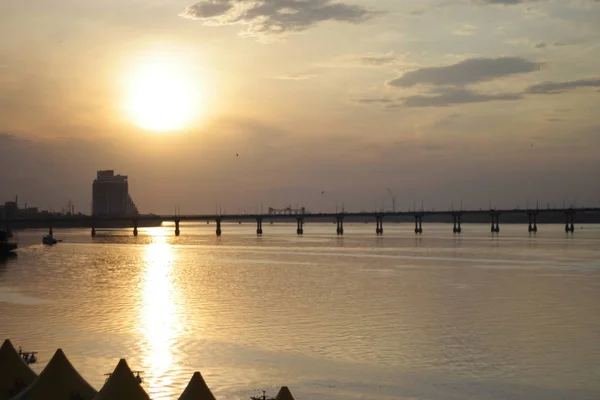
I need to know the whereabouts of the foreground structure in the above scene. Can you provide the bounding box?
[0,340,37,399]
[0,340,295,400]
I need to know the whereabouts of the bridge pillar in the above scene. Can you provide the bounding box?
[256,218,263,235]
[216,219,222,236]
[414,215,422,234]
[175,220,180,236]
[133,220,138,236]
[336,216,344,235]
[453,214,462,234]
[528,213,538,233]
[296,217,304,235]
[490,213,500,233]
[565,213,575,233]
[376,216,383,235]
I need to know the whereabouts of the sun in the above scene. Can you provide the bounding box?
[124,55,201,131]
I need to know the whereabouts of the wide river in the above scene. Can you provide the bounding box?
[1,223,599,400]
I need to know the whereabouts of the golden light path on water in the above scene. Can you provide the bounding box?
[139,229,181,398]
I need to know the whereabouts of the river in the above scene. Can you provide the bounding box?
[1,222,599,399]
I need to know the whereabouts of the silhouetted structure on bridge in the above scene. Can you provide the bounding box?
[268,206,306,215]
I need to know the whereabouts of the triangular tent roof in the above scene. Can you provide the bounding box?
[0,339,37,400]
[11,348,97,400]
[93,359,150,400]
[275,386,296,400]
[178,372,216,400]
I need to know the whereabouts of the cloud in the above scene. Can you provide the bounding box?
[356,88,522,109]
[525,78,600,94]
[270,74,316,80]
[356,98,393,104]
[317,52,403,69]
[181,0,375,38]
[359,55,396,66]
[396,87,522,108]
[361,76,599,109]
[481,0,528,4]
[388,57,542,87]
[452,24,478,36]
[481,0,600,3]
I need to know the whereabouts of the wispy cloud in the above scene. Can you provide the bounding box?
[359,54,397,66]
[270,74,316,80]
[355,98,394,104]
[525,77,600,94]
[394,87,522,108]
[388,57,542,87]
[317,52,406,69]
[452,23,478,36]
[480,0,529,4]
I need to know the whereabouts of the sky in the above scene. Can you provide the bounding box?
[0,0,599,214]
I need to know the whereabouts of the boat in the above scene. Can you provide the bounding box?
[42,235,59,245]
[18,348,39,365]
[0,230,17,255]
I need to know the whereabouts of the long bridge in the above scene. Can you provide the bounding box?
[3,207,600,237]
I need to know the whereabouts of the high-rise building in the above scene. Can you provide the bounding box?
[92,170,139,216]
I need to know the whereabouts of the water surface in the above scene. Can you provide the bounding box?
[1,223,599,399]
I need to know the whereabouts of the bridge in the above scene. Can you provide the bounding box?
[3,207,600,237]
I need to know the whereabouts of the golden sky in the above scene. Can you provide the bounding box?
[0,0,599,213]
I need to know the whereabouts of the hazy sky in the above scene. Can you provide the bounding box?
[1,0,599,214]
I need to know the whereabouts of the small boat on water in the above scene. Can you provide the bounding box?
[0,230,17,255]
[42,235,60,245]
[18,348,39,365]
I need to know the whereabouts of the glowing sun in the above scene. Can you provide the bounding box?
[124,56,200,131]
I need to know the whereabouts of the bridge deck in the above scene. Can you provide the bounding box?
[4,207,600,224]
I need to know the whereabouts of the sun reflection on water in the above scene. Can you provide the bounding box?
[139,230,180,396]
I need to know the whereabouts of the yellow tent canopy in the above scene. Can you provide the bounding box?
[11,348,97,400]
[93,359,149,400]
[275,386,296,400]
[0,339,37,400]
[178,372,216,400]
